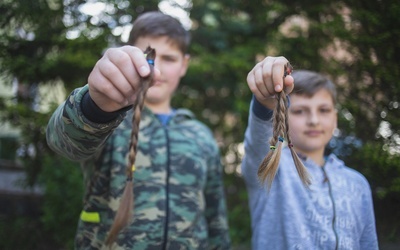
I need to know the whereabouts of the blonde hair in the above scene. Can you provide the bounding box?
[258,65,311,190]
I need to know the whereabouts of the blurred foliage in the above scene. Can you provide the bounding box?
[0,0,400,249]
[0,155,83,250]
[0,216,52,250]
[38,155,84,248]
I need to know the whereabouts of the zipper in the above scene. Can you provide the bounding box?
[161,126,171,250]
[321,166,339,250]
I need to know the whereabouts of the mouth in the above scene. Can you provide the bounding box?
[304,130,323,137]
[151,80,163,86]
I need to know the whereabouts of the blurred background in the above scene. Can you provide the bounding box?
[0,0,399,249]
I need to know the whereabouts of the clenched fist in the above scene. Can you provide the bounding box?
[88,46,159,112]
[247,56,294,110]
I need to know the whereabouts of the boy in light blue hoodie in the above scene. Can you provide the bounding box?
[242,57,378,250]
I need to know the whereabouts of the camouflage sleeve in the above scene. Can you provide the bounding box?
[46,85,127,161]
[204,146,231,249]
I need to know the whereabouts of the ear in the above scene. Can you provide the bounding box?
[179,54,190,77]
[333,109,338,134]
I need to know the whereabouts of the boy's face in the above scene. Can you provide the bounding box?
[288,89,337,157]
[134,36,189,112]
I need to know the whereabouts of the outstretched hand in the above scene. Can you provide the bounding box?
[88,45,160,112]
[247,56,294,110]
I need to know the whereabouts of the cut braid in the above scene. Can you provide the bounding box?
[105,46,156,246]
[258,91,287,190]
[284,98,311,186]
[257,64,311,190]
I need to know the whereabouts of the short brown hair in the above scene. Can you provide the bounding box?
[291,70,337,105]
[128,11,191,54]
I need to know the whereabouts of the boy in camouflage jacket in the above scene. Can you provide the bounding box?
[46,11,231,250]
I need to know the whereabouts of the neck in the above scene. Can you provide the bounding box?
[296,148,325,167]
[145,101,172,114]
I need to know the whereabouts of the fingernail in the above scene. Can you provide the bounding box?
[275,85,282,92]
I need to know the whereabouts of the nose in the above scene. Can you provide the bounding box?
[153,57,163,69]
[154,57,159,66]
[307,111,320,125]
[152,58,162,78]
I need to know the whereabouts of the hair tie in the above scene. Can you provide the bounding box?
[147,59,154,66]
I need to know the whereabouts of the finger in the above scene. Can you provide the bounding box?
[246,68,257,94]
[97,59,136,101]
[253,63,270,98]
[271,56,290,93]
[105,47,143,91]
[283,75,294,94]
[261,57,277,96]
[247,64,265,99]
[120,46,151,77]
[88,68,129,109]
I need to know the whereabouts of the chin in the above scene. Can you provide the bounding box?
[145,97,163,104]
[146,91,164,100]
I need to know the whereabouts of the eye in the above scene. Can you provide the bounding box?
[290,109,303,115]
[320,108,332,113]
[163,56,178,62]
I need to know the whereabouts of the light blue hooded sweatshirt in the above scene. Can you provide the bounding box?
[241,98,378,250]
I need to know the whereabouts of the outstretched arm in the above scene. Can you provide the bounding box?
[242,56,294,187]
[46,46,159,161]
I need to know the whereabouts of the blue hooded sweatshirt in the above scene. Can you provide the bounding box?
[241,98,378,250]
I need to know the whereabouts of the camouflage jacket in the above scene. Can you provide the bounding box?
[46,86,231,250]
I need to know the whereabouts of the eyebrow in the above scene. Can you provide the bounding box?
[290,103,334,109]
[159,53,181,60]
